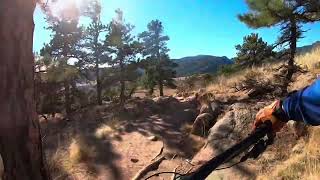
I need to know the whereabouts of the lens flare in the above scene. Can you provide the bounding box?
[46,0,84,20]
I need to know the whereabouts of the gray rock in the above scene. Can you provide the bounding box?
[199,104,213,114]
[210,102,220,118]
[147,136,158,141]
[208,111,237,152]
[207,103,261,152]
[191,113,214,136]
[183,109,198,123]
[153,96,178,105]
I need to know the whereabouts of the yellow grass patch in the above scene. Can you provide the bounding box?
[258,127,320,180]
[95,124,114,139]
[48,147,96,180]
[296,47,320,73]
[69,137,95,163]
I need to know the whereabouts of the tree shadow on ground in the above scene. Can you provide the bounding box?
[118,99,202,158]
[41,109,122,180]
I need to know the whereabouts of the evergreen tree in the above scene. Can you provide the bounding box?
[239,0,320,84]
[81,2,109,105]
[139,20,177,96]
[106,9,142,105]
[0,1,49,179]
[40,16,83,117]
[235,33,274,66]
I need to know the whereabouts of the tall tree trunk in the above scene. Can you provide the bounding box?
[157,47,164,97]
[64,80,71,117]
[95,61,102,105]
[287,17,297,82]
[0,0,49,179]
[62,47,71,117]
[282,17,297,94]
[158,79,164,96]
[119,61,126,105]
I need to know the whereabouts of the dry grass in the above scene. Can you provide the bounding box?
[258,127,320,180]
[46,136,97,179]
[206,47,320,94]
[296,47,320,72]
[69,137,94,163]
[206,63,281,94]
[95,124,114,139]
[48,146,96,180]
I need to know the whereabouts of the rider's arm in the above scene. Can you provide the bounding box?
[282,78,320,125]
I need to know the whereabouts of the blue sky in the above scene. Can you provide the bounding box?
[33,0,320,59]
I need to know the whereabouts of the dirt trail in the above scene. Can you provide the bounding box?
[42,97,204,180]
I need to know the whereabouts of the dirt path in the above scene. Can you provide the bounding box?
[42,97,204,180]
[94,114,204,180]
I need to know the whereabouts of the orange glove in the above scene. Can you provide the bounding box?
[254,100,286,134]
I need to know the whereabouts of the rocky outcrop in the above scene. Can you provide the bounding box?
[191,113,214,136]
[207,103,263,152]
[191,101,221,136]
[191,102,267,179]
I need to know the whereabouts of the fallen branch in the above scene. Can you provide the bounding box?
[171,154,177,160]
[132,156,166,180]
[151,141,164,161]
[186,167,193,174]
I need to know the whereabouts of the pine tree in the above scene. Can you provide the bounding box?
[139,20,177,96]
[106,9,142,105]
[0,1,48,179]
[40,16,83,117]
[81,2,109,105]
[235,33,274,67]
[239,0,320,84]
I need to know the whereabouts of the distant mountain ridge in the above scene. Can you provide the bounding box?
[173,55,233,77]
[297,41,320,54]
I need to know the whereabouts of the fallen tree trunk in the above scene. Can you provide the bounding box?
[132,156,166,180]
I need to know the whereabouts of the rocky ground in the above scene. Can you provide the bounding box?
[40,69,317,180]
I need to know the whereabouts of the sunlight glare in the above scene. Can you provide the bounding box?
[48,0,84,20]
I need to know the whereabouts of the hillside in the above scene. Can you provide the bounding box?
[173,55,233,77]
[297,41,320,54]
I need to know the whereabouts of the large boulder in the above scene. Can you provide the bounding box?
[191,103,264,180]
[199,104,213,114]
[182,108,198,123]
[207,102,264,153]
[210,101,220,118]
[191,101,221,136]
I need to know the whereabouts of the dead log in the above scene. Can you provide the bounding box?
[151,141,164,161]
[132,156,166,180]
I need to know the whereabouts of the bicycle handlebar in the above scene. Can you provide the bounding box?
[180,121,273,180]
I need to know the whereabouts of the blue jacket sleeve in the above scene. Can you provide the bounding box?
[282,78,320,125]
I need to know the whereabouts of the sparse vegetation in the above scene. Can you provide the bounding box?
[2,0,320,179]
[235,33,275,67]
[296,47,320,72]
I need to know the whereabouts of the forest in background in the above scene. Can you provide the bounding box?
[1,0,320,180]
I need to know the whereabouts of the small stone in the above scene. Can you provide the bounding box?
[147,136,158,141]
[130,158,139,163]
